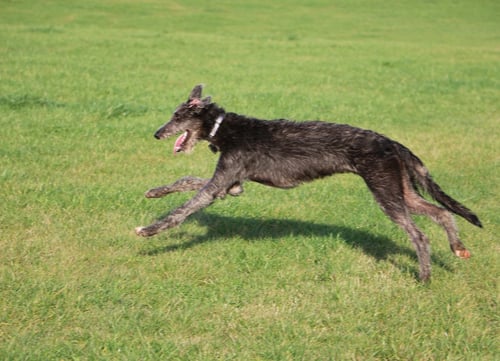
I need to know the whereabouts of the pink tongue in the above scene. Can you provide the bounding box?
[173,131,188,153]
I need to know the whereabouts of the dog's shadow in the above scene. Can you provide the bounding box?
[141,212,453,279]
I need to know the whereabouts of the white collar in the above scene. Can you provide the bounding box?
[209,114,224,138]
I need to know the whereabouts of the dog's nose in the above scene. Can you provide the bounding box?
[154,133,161,139]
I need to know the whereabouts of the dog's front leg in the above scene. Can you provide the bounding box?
[145,176,209,198]
[136,182,221,237]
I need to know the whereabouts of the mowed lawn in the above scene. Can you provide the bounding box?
[0,1,498,360]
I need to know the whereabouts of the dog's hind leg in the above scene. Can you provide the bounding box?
[373,197,432,280]
[145,176,209,198]
[391,213,432,281]
[375,195,432,281]
[403,188,471,259]
[362,164,432,281]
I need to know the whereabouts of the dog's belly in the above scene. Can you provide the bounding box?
[250,176,297,189]
[248,161,348,189]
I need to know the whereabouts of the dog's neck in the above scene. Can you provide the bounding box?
[209,114,224,138]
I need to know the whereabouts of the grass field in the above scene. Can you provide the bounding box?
[1,0,499,360]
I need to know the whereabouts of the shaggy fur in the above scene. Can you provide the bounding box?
[136,84,482,281]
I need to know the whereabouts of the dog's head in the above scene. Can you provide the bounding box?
[154,84,213,153]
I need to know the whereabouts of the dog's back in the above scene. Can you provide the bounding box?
[211,114,401,187]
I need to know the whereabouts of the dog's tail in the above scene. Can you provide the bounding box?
[398,143,482,228]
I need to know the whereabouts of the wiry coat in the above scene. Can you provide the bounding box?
[136,85,482,281]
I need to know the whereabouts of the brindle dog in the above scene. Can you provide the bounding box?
[136,84,482,281]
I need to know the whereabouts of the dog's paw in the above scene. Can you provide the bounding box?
[454,249,471,259]
[145,189,159,198]
[145,187,168,198]
[228,183,244,196]
[135,226,155,237]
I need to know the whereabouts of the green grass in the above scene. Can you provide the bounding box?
[1,0,499,360]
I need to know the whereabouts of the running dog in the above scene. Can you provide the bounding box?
[136,84,482,281]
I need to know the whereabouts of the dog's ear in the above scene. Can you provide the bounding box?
[202,96,212,106]
[189,84,203,100]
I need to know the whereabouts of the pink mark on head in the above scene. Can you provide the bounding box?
[188,99,202,108]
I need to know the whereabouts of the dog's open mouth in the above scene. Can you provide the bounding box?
[173,130,190,153]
